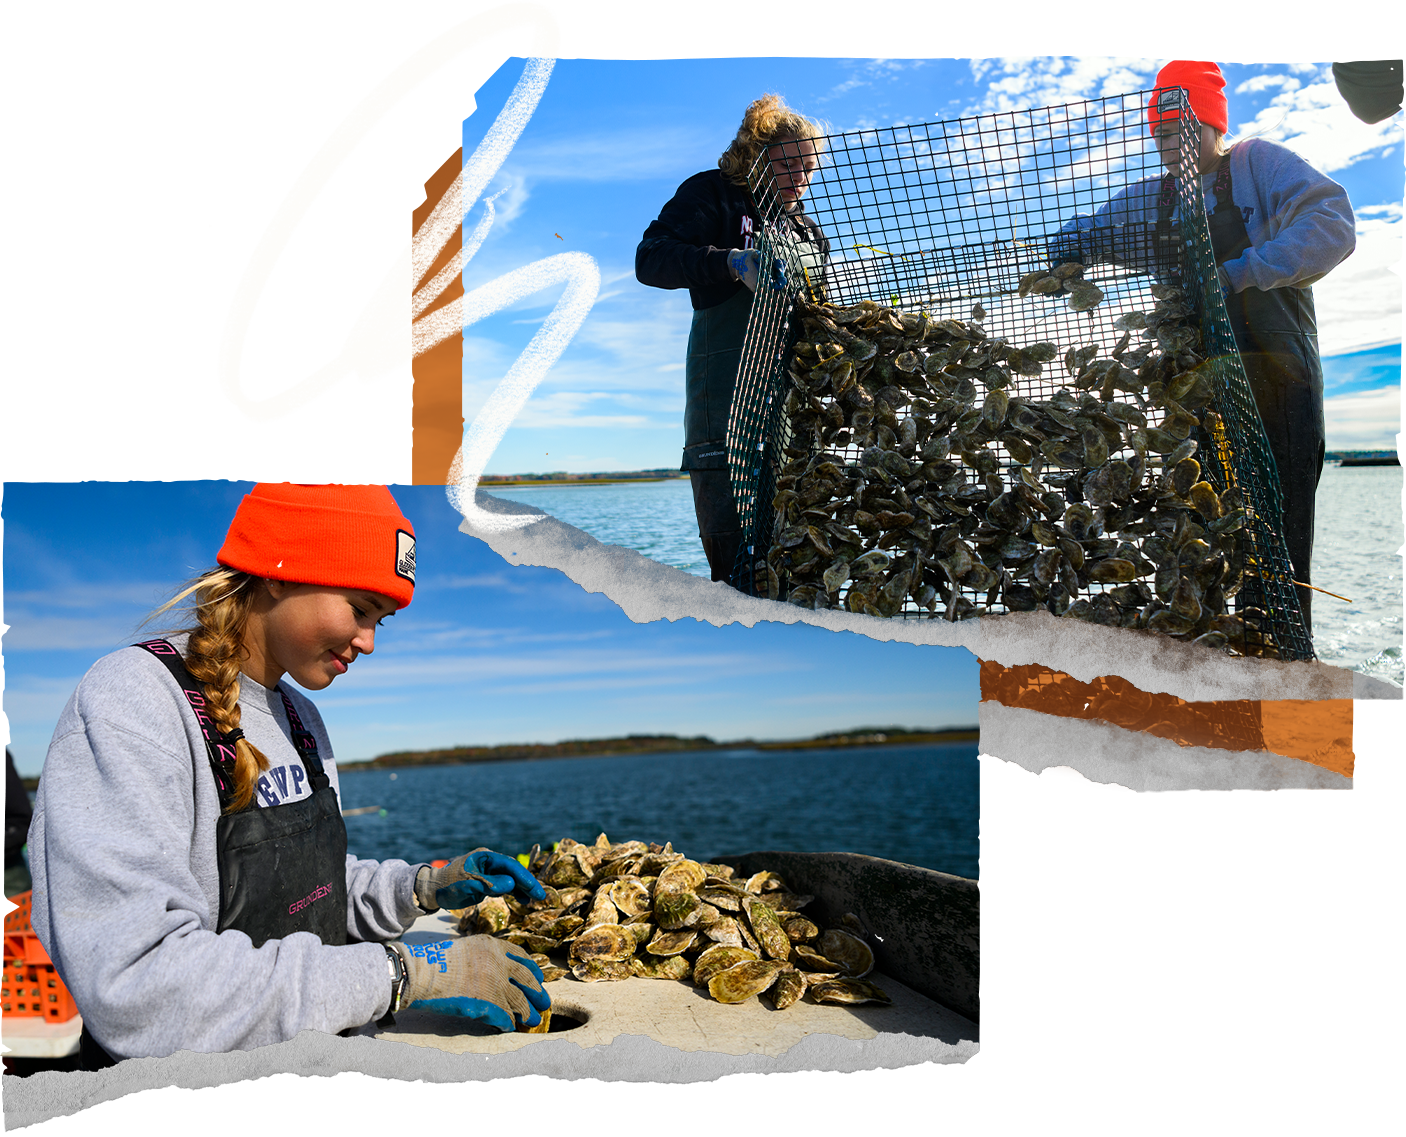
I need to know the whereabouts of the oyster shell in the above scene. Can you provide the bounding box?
[809,978,892,1006]
[707,960,786,1004]
[814,928,875,978]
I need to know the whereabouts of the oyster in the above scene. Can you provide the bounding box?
[768,967,807,1010]
[814,929,875,978]
[707,960,786,1004]
[693,945,760,987]
[808,978,893,1006]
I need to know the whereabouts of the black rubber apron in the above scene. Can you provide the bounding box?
[80,639,349,1069]
[1161,163,1326,631]
[682,285,754,582]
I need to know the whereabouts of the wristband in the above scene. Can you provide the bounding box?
[384,944,409,1014]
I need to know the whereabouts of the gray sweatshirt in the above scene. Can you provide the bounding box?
[27,639,425,1059]
[1051,137,1356,293]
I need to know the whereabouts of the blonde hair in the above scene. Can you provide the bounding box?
[149,568,270,813]
[718,93,824,188]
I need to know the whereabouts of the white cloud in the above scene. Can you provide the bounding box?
[1,676,88,724]
[1235,74,1301,96]
[2,613,157,652]
[1313,215,1404,355]
[966,57,1161,116]
[1232,64,1404,174]
[325,646,769,690]
[816,59,929,107]
[504,127,717,183]
[1323,386,1401,450]
[3,581,175,611]
[509,391,653,429]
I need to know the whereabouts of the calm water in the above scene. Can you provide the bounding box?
[486,478,709,577]
[338,742,979,880]
[1312,464,1403,686]
[489,466,1403,686]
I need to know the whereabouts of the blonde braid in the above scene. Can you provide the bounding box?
[150,569,270,813]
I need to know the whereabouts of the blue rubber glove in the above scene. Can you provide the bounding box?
[768,255,789,291]
[392,938,550,1031]
[414,849,547,911]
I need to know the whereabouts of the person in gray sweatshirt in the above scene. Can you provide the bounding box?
[1050,60,1355,635]
[27,483,552,1066]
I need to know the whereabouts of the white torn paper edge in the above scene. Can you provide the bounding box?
[1,1029,977,1128]
[459,489,1400,705]
[980,702,1352,790]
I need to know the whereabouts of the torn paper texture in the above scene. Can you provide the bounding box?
[2,1025,975,1129]
[980,701,1352,790]
[460,490,1400,706]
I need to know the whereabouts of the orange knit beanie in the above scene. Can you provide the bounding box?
[217,484,416,608]
[1149,61,1229,136]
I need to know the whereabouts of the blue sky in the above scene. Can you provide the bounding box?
[0,483,977,777]
[453,57,1402,474]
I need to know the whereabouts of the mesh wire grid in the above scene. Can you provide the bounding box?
[726,87,1313,661]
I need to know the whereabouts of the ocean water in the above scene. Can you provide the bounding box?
[488,465,1404,685]
[338,741,979,881]
[1311,463,1403,687]
[486,478,709,577]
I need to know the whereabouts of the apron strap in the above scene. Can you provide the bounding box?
[1154,172,1177,234]
[135,639,239,811]
[134,639,328,805]
[276,688,330,791]
[1211,163,1234,208]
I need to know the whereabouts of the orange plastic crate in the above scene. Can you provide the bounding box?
[3,890,79,1022]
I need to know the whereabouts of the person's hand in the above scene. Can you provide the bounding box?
[415,849,547,911]
[391,937,550,1031]
[727,248,760,290]
[728,248,789,292]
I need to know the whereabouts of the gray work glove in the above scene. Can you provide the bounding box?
[727,248,761,291]
[414,849,547,911]
[390,937,550,1031]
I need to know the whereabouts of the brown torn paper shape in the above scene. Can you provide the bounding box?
[979,661,1354,788]
[980,704,1353,790]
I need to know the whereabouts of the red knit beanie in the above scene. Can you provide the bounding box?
[217,484,416,609]
[1149,61,1229,135]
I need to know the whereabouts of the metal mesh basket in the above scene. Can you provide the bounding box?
[726,87,1313,662]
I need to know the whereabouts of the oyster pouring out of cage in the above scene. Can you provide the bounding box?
[725,88,1312,659]
[765,290,1260,653]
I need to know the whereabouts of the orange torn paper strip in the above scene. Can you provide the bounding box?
[412,148,465,486]
[978,660,1349,792]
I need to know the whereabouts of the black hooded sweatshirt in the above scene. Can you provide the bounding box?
[635,169,827,310]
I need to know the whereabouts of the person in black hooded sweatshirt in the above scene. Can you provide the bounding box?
[637,93,829,585]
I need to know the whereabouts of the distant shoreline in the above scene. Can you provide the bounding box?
[338,727,981,774]
[481,468,688,488]
[483,477,684,488]
[17,729,979,792]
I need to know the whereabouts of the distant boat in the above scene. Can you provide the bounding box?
[1339,456,1400,467]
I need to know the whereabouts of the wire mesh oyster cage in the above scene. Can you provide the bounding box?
[726,87,1314,662]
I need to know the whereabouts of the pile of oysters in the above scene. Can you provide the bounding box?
[454,835,890,1009]
[766,277,1263,652]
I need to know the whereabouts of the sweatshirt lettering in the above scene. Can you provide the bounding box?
[257,775,279,808]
